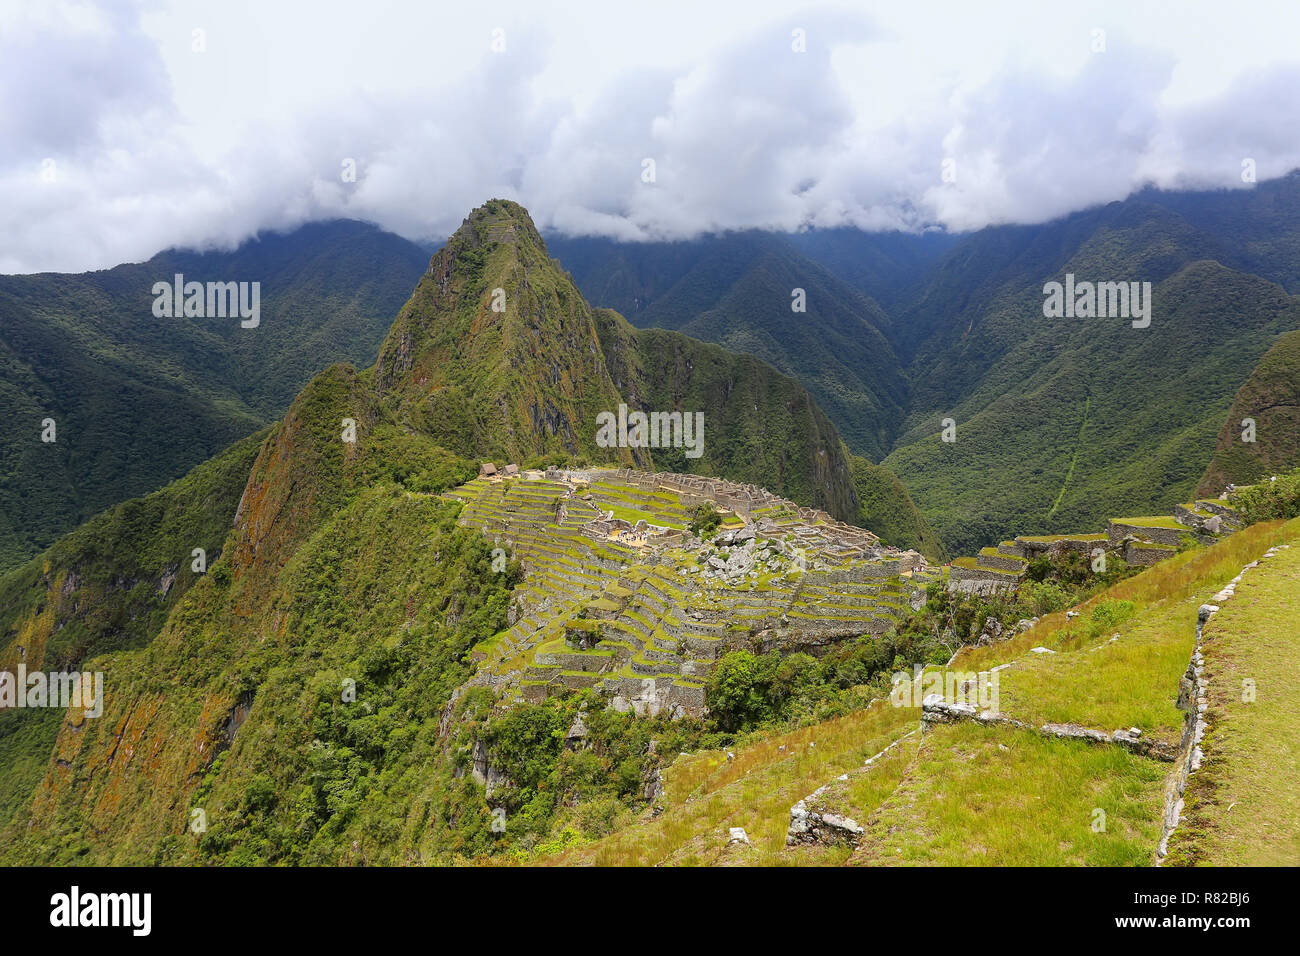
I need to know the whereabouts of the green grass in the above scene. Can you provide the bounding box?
[956,517,1299,675]
[541,700,917,866]
[950,556,1021,577]
[1167,535,1300,865]
[1112,516,1186,530]
[850,722,1167,866]
[991,599,1191,743]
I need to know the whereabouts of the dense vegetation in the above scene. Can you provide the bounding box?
[1198,328,1300,495]
[440,690,713,859]
[551,232,907,460]
[593,308,860,520]
[0,220,429,571]
[886,259,1300,553]
[1230,466,1300,523]
[0,430,265,832]
[848,454,944,559]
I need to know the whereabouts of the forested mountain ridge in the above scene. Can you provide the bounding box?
[0,220,429,571]
[548,233,908,460]
[0,199,936,863]
[554,176,1300,554]
[1197,328,1300,496]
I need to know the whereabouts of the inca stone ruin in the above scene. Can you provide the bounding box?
[447,467,934,717]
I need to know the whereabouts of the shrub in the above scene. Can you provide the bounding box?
[1090,599,1135,628]
[706,650,780,732]
[1232,469,1300,524]
[688,503,723,538]
[1018,579,1070,617]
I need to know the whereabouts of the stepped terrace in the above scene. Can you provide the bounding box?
[445,467,932,717]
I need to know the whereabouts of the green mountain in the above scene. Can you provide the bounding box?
[591,308,857,521]
[549,233,907,461]
[372,204,636,466]
[1197,328,1300,496]
[884,200,1300,552]
[848,455,944,559]
[0,200,942,862]
[785,227,958,313]
[1133,171,1300,293]
[0,220,429,572]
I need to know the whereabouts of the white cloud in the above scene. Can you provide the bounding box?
[1,0,1299,272]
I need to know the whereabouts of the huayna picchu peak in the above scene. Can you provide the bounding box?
[370,199,865,522]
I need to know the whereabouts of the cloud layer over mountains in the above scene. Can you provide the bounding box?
[3,0,1300,273]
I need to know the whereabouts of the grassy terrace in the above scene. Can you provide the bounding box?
[607,504,686,530]
[1167,535,1300,865]
[849,722,1166,866]
[1111,515,1186,530]
[539,700,918,866]
[1196,499,1239,512]
[1016,532,1109,543]
[989,600,1191,745]
[978,547,1027,565]
[950,556,1021,576]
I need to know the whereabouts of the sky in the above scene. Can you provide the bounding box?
[3,0,1300,273]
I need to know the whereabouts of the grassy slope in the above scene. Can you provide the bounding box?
[851,722,1167,866]
[548,518,1299,866]
[539,700,918,866]
[1197,328,1300,496]
[1167,540,1300,865]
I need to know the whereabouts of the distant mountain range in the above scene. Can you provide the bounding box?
[3,188,1297,865]
[5,174,1300,570]
[0,221,428,570]
[555,173,1300,553]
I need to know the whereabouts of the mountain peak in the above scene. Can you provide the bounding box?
[452,198,547,255]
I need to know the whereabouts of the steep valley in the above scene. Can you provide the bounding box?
[2,195,1299,868]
